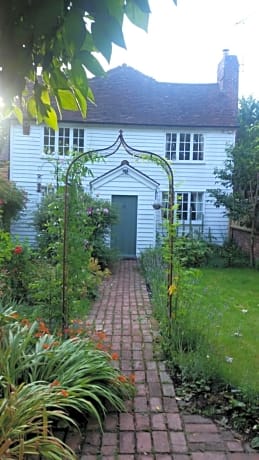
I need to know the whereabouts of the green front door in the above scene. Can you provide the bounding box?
[111,195,137,258]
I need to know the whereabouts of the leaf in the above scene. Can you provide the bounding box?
[27,98,38,119]
[57,90,78,111]
[73,87,87,118]
[70,59,89,97]
[63,8,86,56]
[92,12,126,61]
[105,0,124,25]
[12,106,23,124]
[251,436,259,449]
[49,66,70,90]
[92,21,113,62]
[40,88,51,106]
[79,51,105,77]
[81,30,96,53]
[230,399,246,408]
[43,107,58,131]
[87,86,95,104]
[125,1,149,31]
[128,0,151,14]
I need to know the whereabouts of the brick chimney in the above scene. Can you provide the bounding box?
[217,49,239,112]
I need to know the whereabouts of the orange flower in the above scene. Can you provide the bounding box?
[34,332,43,338]
[129,373,136,384]
[10,312,19,319]
[21,318,31,327]
[95,330,107,341]
[42,344,50,349]
[50,379,60,387]
[111,352,119,360]
[38,321,50,334]
[117,375,127,383]
[60,389,69,397]
[96,342,104,350]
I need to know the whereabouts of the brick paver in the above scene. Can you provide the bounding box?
[76,261,258,459]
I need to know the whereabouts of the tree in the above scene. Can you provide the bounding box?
[209,96,259,266]
[0,0,176,129]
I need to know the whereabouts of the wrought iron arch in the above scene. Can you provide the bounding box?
[62,130,174,335]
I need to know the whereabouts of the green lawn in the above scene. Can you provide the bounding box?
[194,268,259,393]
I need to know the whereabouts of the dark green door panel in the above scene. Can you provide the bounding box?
[111,195,137,258]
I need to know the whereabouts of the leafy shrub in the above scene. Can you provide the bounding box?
[0,176,27,230]
[6,242,34,301]
[34,189,117,268]
[173,236,249,269]
[0,229,13,264]
[208,239,250,268]
[0,235,33,302]
[139,247,166,318]
[27,256,108,327]
[173,236,212,267]
[32,184,117,326]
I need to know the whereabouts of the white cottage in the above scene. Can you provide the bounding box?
[8,50,239,258]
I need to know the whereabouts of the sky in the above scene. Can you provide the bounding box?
[100,0,259,99]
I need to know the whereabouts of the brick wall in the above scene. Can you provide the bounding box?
[230,225,259,260]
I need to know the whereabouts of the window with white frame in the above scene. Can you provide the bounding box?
[44,128,55,154]
[44,127,85,155]
[72,128,84,152]
[162,191,204,222]
[162,191,170,219]
[165,132,204,161]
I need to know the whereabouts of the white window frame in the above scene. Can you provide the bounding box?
[43,127,85,156]
[165,132,204,161]
[162,191,204,223]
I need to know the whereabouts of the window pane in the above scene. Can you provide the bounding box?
[165,133,176,160]
[193,134,204,160]
[190,192,203,220]
[73,128,84,152]
[58,127,70,155]
[179,133,190,160]
[162,191,169,219]
[176,192,188,220]
[44,127,55,154]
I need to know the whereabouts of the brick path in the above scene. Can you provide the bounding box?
[70,260,259,460]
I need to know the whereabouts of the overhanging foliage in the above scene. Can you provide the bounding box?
[0,0,177,129]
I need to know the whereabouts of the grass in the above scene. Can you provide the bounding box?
[193,267,259,393]
[140,248,259,442]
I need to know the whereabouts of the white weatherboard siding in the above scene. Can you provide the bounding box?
[90,162,158,256]
[10,124,44,243]
[10,123,234,247]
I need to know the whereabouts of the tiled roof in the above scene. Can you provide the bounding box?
[62,65,238,128]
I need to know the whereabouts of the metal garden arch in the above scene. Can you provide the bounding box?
[61,131,174,335]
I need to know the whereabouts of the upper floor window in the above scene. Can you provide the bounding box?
[44,127,85,155]
[162,191,204,222]
[165,132,204,161]
[44,127,55,154]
